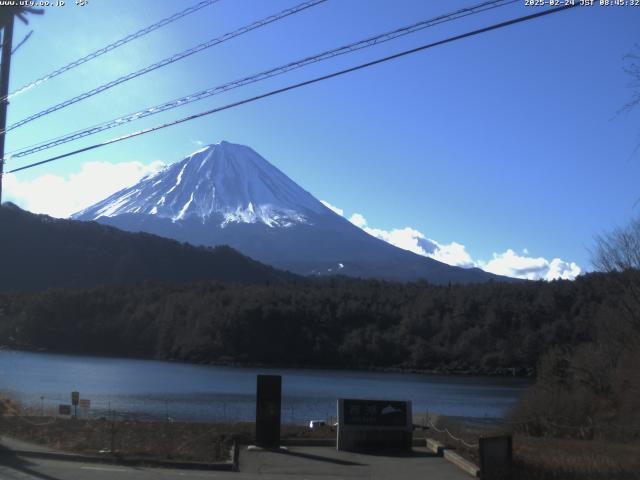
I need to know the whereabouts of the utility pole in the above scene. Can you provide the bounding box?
[0,14,14,204]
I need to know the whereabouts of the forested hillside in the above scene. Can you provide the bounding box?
[0,203,296,291]
[0,271,629,375]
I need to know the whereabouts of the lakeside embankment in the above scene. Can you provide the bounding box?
[2,401,638,479]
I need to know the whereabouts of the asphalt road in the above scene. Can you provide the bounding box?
[240,446,470,479]
[0,454,225,480]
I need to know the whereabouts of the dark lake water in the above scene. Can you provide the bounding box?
[0,350,530,424]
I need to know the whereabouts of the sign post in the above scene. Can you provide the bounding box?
[479,435,512,479]
[71,391,79,418]
[255,375,282,449]
[78,399,90,418]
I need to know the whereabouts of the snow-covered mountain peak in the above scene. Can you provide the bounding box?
[73,141,328,227]
[71,140,512,284]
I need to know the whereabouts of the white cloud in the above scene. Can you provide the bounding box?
[348,213,475,268]
[366,225,429,255]
[429,240,476,268]
[349,213,367,228]
[4,160,165,218]
[479,250,581,281]
[320,200,344,216]
[329,203,581,281]
[546,258,582,281]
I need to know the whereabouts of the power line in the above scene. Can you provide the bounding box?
[5,0,327,133]
[7,0,517,160]
[7,0,514,159]
[1,0,220,104]
[5,3,578,176]
[11,30,32,55]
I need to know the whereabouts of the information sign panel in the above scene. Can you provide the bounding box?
[58,404,71,415]
[337,398,412,452]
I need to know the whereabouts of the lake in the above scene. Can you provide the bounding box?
[0,350,530,424]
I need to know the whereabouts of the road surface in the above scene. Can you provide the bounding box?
[0,442,471,479]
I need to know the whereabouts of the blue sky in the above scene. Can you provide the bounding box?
[4,0,640,279]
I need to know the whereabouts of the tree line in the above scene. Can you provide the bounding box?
[0,271,629,376]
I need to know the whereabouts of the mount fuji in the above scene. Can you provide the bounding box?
[73,141,510,284]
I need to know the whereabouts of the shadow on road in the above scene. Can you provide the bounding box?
[0,445,64,480]
[272,448,366,466]
[361,449,438,458]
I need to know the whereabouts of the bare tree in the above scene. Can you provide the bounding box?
[592,216,640,272]
[619,45,640,116]
[591,217,640,344]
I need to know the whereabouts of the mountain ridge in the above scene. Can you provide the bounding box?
[0,202,298,291]
[74,141,516,284]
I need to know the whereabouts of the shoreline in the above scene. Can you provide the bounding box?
[0,345,536,379]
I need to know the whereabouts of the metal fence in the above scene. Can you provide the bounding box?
[10,395,335,425]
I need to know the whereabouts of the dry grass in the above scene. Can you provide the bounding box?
[513,435,640,480]
[0,415,334,463]
[0,416,235,462]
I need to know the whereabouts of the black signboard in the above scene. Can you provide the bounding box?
[58,404,71,415]
[255,374,281,448]
[343,399,408,427]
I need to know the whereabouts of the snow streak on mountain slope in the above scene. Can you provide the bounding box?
[74,141,326,228]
